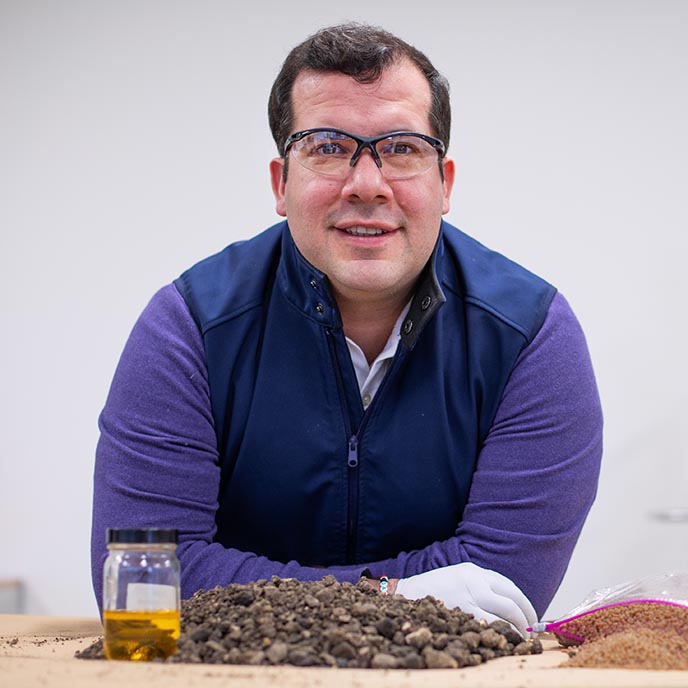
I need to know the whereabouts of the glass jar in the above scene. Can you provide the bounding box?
[102,528,181,661]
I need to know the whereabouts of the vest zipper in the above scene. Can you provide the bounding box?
[326,330,405,563]
[347,435,359,468]
[326,328,360,563]
[346,434,359,562]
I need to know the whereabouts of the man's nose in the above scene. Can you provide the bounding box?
[341,148,392,200]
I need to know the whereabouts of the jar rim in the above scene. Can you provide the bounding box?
[106,528,178,544]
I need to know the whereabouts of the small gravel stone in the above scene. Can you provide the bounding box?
[513,641,532,655]
[405,626,433,649]
[370,652,401,669]
[480,628,508,651]
[265,641,288,663]
[422,646,458,668]
[461,630,481,650]
[375,616,397,639]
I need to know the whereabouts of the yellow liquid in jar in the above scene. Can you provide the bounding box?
[103,609,180,661]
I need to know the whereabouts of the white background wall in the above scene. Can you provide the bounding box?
[1,0,686,619]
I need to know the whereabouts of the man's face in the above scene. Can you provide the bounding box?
[270,59,454,306]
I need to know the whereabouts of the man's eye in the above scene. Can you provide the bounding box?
[392,143,413,154]
[314,142,346,155]
[381,140,418,156]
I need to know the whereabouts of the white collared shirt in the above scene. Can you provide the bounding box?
[345,302,411,409]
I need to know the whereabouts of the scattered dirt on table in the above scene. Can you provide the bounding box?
[76,575,542,668]
[75,636,104,659]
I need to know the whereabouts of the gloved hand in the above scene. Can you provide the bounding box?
[395,562,537,638]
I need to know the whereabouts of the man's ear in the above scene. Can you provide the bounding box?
[270,158,287,217]
[441,157,455,215]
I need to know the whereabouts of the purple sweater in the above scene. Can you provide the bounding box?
[92,285,602,617]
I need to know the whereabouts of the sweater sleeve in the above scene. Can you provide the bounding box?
[363,292,604,618]
[91,284,367,612]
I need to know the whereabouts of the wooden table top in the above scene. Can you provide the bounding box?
[1,614,687,688]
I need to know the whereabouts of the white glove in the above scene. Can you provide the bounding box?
[395,562,537,638]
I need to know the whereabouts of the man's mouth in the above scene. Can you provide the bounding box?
[341,226,388,237]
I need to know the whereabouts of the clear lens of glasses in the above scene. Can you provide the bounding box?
[289,130,442,179]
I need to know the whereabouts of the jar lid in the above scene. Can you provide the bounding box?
[106,528,178,544]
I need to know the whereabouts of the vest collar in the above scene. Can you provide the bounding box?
[400,236,447,350]
[276,222,446,346]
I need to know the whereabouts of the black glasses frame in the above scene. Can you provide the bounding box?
[282,128,446,171]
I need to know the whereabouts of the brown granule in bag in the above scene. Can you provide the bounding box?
[565,628,688,670]
[553,601,688,646]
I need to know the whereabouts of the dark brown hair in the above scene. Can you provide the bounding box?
[268,23,451,157]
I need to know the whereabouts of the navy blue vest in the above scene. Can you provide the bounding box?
[175,221,556,567]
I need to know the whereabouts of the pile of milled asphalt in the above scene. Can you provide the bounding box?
[78,575,542,669]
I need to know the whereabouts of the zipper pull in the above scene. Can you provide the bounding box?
[347,435,359,468]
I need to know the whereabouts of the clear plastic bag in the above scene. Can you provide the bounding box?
[528,571,688,646]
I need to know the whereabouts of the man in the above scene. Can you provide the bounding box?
[91,23,603,636]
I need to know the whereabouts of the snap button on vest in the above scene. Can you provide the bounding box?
[403,319,413,334]
[421,296,432,310]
